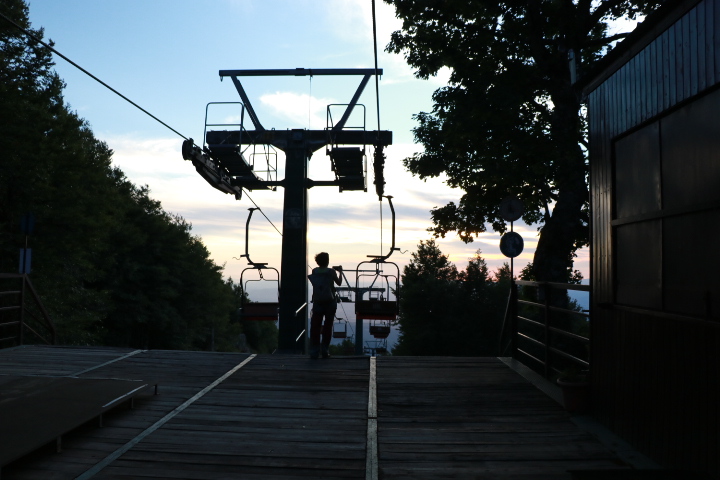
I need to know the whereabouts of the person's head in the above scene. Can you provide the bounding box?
[315,252,329,268]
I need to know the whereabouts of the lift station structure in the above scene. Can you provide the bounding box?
[182,68,392,353]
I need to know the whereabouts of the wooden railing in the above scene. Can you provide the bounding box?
[500,280,590,380]
[0,274,56,348]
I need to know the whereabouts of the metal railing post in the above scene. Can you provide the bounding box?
[510,280,518,359]
[19,275,26,345]
[543,283,551,379]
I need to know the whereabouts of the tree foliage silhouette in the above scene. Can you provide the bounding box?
[385,0,664,282]
[393,239,507,356]
[0,0,276,351]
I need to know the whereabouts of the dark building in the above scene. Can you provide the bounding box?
[584,0,719,475]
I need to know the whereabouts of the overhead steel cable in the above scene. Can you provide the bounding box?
[242,189,282,237]
[0,11,189,142]
[1,11,287,238]
[371,0,381,134]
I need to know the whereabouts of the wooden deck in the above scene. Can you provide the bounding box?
[0,346,633,479]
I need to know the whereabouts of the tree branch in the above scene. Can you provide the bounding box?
[589,0,625,26]
[585,31,630,49]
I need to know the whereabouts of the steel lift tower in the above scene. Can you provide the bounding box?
[182,68,392,353]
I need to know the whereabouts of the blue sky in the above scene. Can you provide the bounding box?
[26,0,592,347]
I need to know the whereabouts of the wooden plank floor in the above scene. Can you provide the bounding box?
[0,347,629,479]
[376,357,626,479]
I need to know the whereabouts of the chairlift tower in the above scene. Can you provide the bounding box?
[182,68,392,353]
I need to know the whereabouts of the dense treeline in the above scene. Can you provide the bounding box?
[392,239,509,356]
[0,0,276,351]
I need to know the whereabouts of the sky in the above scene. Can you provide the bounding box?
[25,0,592,349]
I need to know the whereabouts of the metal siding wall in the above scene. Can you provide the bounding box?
[587,0,719,475]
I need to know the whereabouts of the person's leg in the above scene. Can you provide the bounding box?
[320,305,336,358]
[309,306,323,359]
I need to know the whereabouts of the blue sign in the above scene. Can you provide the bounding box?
[19,248,32,274]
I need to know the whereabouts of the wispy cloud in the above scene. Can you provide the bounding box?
[104,131,586,289]
[260,91,336,129]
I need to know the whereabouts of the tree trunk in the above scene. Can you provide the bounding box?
[531,90,587,284]
[532,177,586,283]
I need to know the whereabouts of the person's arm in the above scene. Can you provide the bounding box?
[332,266,343,286]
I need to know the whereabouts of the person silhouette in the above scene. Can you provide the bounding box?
[308,252,342,359]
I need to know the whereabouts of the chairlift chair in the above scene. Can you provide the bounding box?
[332,319,348,339]
[355,195,401,324]
[364,337,388,356]
[369,319,391,339]
[238,208,280,322]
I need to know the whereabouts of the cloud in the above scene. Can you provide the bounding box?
[320,0,449,88]
[103,131,587,288]
[259,91,336,129]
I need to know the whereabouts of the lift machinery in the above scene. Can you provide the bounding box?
[182,68,392,353]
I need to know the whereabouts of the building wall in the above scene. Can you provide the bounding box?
[587,0,719,474]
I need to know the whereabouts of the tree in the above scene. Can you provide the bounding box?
[393,239,507,356]
[385,0,664,282]
[0,1,278,352]
[329,338,355,356]
[227,279,278,354]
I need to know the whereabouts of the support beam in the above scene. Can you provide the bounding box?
[206,129,392,150]
[332,74,371,131]
[220,68,382,77]
[229,77,264,131]
[277,130,310,353]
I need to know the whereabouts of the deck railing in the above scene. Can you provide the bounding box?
[501,280,590,380]
[0,274,56,348]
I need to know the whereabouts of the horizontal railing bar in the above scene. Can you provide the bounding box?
[548,325,590,343]
[548,346,589,368]
[517,332,544,348]
[517,316,544,328]
[548,305,590,317]
[0,335,18,343]
[23,323,51,345]
[516,280,590,292]
[0,321,20,328]
[516,348,545,368]
[0,290,21,296]
[0,305,21,313]
[518,299,542,308]
[518,299,590,318]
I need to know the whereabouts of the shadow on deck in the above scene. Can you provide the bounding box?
[0,346,658,479]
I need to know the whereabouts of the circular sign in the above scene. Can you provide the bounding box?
[499,196,524,222]
[500,231,524,258]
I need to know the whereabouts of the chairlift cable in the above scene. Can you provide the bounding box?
[371,0,381,135]
[0,11,190,143]
[241,189,283,237]
[0,11,287,238]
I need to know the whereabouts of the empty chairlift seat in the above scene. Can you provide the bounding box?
[332,321,348,339]
[328,147,365,191]
[368,320,391,339]
[241,302,279,322]
[356,299,398,321]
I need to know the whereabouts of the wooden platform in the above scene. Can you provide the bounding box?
[0,375,149,467]
[0,346,636,479]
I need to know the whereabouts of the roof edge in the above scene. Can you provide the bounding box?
[581,0,703,97]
